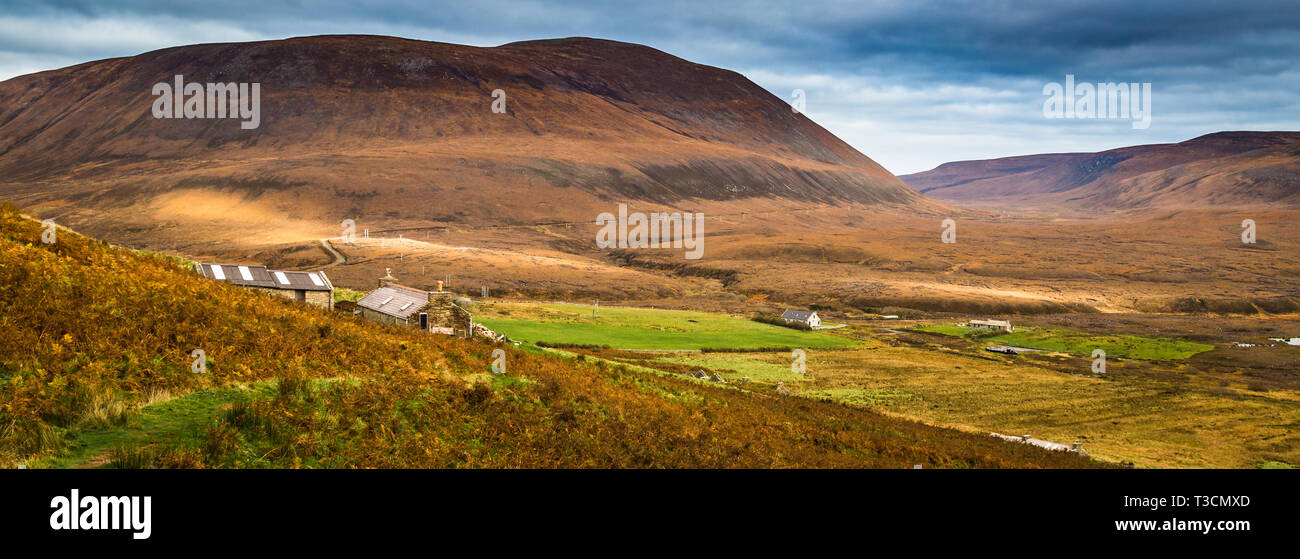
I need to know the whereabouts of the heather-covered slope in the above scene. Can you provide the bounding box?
[0,202,1095,468]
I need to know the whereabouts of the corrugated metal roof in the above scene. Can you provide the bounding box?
[357,285,430,318]
[781,309,817,321]
[196,263,332,291]
[197,263,277,288]
[275,270,331,292]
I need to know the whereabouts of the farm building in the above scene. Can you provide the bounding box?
[969,319,1013,333]
[195,262,333,310]
[780,309,821,328]
[355,272,472,337]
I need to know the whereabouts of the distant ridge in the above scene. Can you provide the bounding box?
[901,131,1300,211]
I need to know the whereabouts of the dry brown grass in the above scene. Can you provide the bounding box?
[631,337,1300,468]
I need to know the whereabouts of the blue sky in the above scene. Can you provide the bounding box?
[2,0,1297,174]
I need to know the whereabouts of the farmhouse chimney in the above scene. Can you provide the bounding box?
[378,267,397,288]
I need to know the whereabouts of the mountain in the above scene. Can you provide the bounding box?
[0,202,1093,469]
[901,132,1300,211]
[0,35,931,247]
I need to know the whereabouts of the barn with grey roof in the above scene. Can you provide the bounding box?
[195,262,334,310]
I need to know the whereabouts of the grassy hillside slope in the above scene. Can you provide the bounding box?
[0,203,1098,468]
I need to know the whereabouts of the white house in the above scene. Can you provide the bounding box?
[969,319,1013,333]
[780,309,820,328]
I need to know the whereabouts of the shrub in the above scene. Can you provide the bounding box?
[1209,387,1241,399]
[108,444,204,469]
[750,315,811,330]
[536,341,611,350]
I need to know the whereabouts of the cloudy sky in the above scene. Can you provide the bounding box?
[2,0,1298,174]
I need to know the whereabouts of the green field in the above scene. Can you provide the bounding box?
[912,324,1213,360]
[913,324,975,336]
[476,302,855,350]
[988,329,1213,360]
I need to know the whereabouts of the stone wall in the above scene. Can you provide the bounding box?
[424,293,472,337]
[304,290,333,310]
[359,306,404,326]
[239,285,332,310]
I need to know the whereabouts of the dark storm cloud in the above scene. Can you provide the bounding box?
[1,0,1297,172]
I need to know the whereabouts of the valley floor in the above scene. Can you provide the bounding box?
[8,200,1298,469]
[473,302,1300,469]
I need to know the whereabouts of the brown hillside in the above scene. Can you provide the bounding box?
[902,132,1300,211]
[0,34,934,248]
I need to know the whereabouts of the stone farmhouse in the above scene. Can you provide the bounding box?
[355,270,472,337]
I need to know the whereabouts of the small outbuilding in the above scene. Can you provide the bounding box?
[196,262,334,310]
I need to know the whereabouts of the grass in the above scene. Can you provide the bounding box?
[35,382,277,468]
[912,324,1213,360]
[476,302,855,350]
[334,287,366,303]
[913,324,975,336]
[1259,460,1296,469]
[572,320,1297,468]
[636,344,1300,468]
[802,387,919,407]
[985,329,1213,360]
[652,353,804,384]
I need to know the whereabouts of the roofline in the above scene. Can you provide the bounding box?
[377,282,436,296]
[316,270,334,291]
[196,262,334,291]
